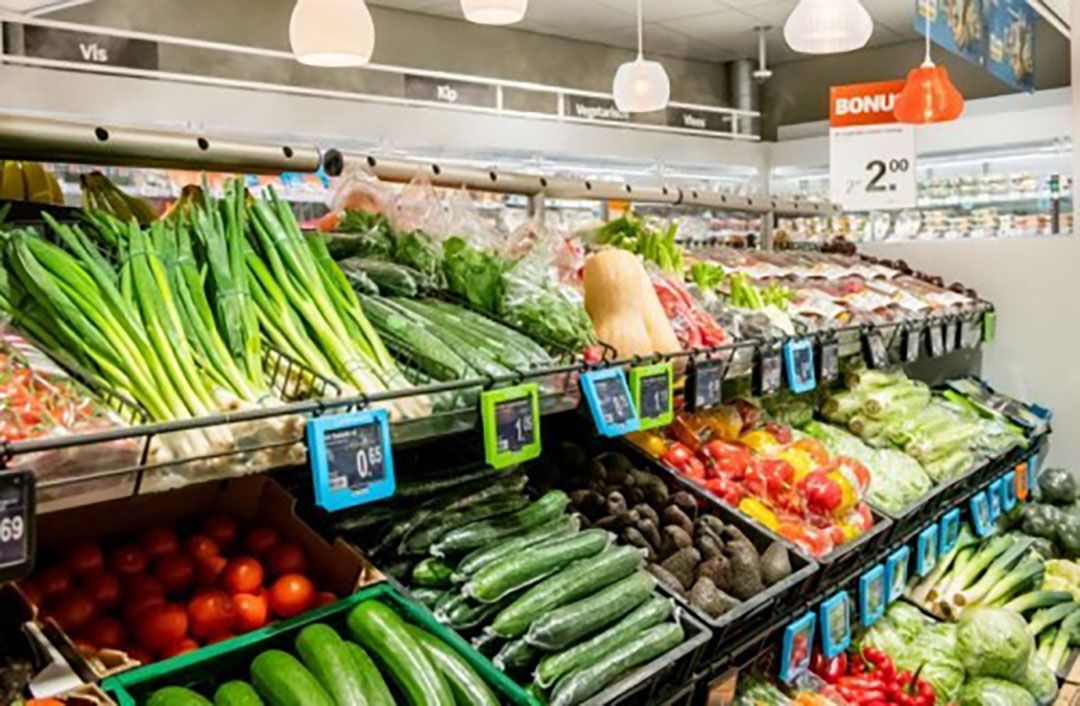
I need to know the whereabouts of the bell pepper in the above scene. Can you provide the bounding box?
[765,421,793,444]
[758,458,796,498]
[811,651,848,684]
[703,477,745,506]
[739,497,780,530]
[776,447,814,480]
[668,416,705,451]
[777,520,833,557]
[741,430,781,455]
[661,442,705,480]
[629,431,667,458]
[793,437,830,466]
[702,439,752,480]
[701,405,744,441]
[799,470,844,517]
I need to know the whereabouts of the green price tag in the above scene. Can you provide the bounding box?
[629,363,674,430]
[983,311,997,343]
[480,383,541,469]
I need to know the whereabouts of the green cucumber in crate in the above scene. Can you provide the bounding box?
[412,557,455,588]
[347,600,454,706]
[342,642,395,706]
[439,592,516,631]
[534,595,673,689]
[147,687,213,706]
[405,624,500,706]
[525,571,656,651]
[402,493,529,555]
[213,681,264,706]
[494,637,542,673]
[250,650,334,706]
[549,622,686,706]
[411,587,446,608]
[432,490,570,556]
[454,514,581,581]
[465,529,611,603]
[295,624,367,706]
[492,545,645,638]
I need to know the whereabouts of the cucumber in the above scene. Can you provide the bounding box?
[147,687,212,706]
[402,493,529,555]
[494,638,542,673]
[412,557,456,588]
[343,642,395,706]
[534,596,673,688]
[411,587,446,609]
[492,545,645,638]
[466,529,611,604]
[404,624,500,706]
[549,623,685,706]
[454,514,581,580]
[441,592,516,632]
[432,490,570,557]
[525,572,656,651]
[347,599,454,706]
[433,590,457,615]
[250,650,334,706]
[472,630,503,657]
[214,681,265,706]
[294,624,367,706]
[395,466,499,499]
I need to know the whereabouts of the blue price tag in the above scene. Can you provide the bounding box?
[307,409,395,512]
[1001,471,1018,511]
[859,565,886,628]
[886,546,910,604]
[819,592,851,659]
[580,369,640,437]
[780,611,816,684]
[916,524,940,577]
[784,340,816,394]
[970,492,994,538]
[939,509,961,556]
[1028,451,1041,490]
[987,479,1004,521]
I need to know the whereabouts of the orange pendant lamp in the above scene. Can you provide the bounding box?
[894,8,964,124]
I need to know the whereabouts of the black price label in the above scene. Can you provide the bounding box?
[757,350,783,396]
[690,360,724,411]
[495,398,536,454]
[639,373,671,420]
[324,422,386,492]
[865,332,890,369]
[594,375,635,426]
[819,341,839,384]
[928,326,945,358]
[944,322,958,353]
[905,328,921,363]
[961,320,981,349]
[0,471,34,581]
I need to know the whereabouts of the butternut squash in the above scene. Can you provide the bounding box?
[583,249,681,358]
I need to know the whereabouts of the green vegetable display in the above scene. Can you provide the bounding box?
[958,677,1037,706]
[957,607,1033,682]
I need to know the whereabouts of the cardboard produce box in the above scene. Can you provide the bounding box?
[17,476,383,682]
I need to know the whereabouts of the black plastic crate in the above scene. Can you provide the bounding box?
[809,506,892,594]
[871,480,949,547]
[690,611,787,706]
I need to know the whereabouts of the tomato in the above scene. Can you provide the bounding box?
[268,574,314,619]
[84,617,126,649]
[135,603,189,653]
[154,554,196,595]
[244,527,280,557]
[232,590,269,632]
[82,573,121,608]
[26,699,65,706]
[223,557,264,594]
[18,580,43,607]
[141,527,180,558]
[194,554,228,587]
[124,574,165,601]
[187,591,237,639]
[267,543,307,577]
[312,591,337,608]
[36,566,73,600]
[123,593,166,623]
[52,590,98,634]
[160,638,199,659]
[202,516,239,549]
[65,541,105,575]
[109,545,148,577]
[185,535,220,562]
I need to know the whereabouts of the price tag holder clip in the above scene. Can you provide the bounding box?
[0,469,34,583]
[307,410,395,513]
[580,368,640,437]
[818,338,840,385]
[629,363,674,430]
[864,329,891,370]
[859,565,887,628]
[819,591,852,659]
[784,339,816,394]
[755,345,784,397]
[686,357,726,412]
[886,546,910,604]
[916,524,940,577]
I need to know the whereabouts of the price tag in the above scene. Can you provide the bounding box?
[580,369,640,437]
[629,363,674,431]
[970,492,994,538]
[1001,471,1018,511]
[859,565,886,628]
[706,669,739,706]
[818,340,840,384]
[779,611,817,683]
[987,478,1004,522]
[0,471,34,582]
[939,509,961,555]
[819,591,851,659]
[481,383,541,469]
[961,319,981,349]
[904,327,921,364]
[928,325,945,358]
[944,321,958,354]
[755,347,783,397]
[830,123,917,211]
[864,331,890,369]
[1015,461,1030,502]
[687,358,725,412]
[784,340,816,394]
[983,311,997,343]
[916,524,939,577]
[306,410,395,512]
[885,546,910,604]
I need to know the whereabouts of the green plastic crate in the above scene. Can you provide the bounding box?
[103,582,540,706]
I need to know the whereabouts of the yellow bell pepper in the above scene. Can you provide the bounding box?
[738,497,779,530]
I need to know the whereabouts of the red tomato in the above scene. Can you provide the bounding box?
[268,575,314,619]
[185,535,220,562]
[36,566,73,600]
[141,528,180,558]
[109,545,148,577]
[51,590,98,634]
[267,543,307,577]
[187,591,237,639]
[202,516,239,549]
[223,557,264,594]
[244,527,280,557]
[160,638,199,659]
[123,593,166,623]
[135,603,189,653]
[312,591,337,608]
[84,617,126,650]
[82,573,122,608]
[194,554,228,587]
[232,591,269,632]
[124,574,165,601]
[65,541,105,576]
[154,554,195,595]
[18,580,43,607]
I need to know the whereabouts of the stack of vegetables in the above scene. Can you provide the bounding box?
[630,402,876,558]
[734,674,851,706]
[142,598,503,706]
[334,465,689,706]
[810,644,937,705]
[588,212,683,276]
[1007,467,1080,560]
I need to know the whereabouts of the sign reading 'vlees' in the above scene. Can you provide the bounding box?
[829,80,917,212]
[22,25,159,70]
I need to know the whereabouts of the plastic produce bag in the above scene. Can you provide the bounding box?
[648,265,727,350]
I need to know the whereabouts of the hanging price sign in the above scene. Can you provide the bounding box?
[928,325,945,358]
[481,384,541,469]
[904,327,921,364]
[864,331,890,369]
[756,347,783,397]
[859,565,886,628]
[687,358,725,412]
[0,471,34,582]
[820,592,852,659]
[780,611,817,683]
[983,311,997,343]
[784,340,816,394]
[629,363,674,430]
[818,340,840,384]
[1015,461,1030,501]
[307,410,395,512]
[580,369,639,437]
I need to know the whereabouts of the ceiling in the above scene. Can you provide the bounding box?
[368,0,922,63]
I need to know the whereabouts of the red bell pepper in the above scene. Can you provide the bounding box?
[799,471,844,517]
[702,439,752,480]
[811,651,848,684]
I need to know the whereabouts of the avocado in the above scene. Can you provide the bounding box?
[760,541,793,587]
[660,547,701,590]
[689,577,739,618]
[722,540,765,600]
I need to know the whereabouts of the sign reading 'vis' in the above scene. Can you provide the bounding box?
[21,25,159,70]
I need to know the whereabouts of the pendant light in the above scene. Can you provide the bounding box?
[783,0,873,54]
[612,0,670,113]
[290,0,375,67]
[893,6,964,124]
[461,0,527,25]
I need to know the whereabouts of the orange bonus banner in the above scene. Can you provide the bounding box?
[829,80,907,128]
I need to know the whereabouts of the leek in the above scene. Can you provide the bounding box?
[1027,601,1079,636]
[1003,590,1073,616]
[952,537,1035,609]
[979,559,1044,608]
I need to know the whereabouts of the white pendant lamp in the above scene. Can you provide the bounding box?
[290,0,375,67]
[612,0,670,113]
[783,0,873,55]
[461,0,527,25]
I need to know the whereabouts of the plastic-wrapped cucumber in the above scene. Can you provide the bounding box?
[454,515,581,580]
[494,638,542,673]
[465,529,610,603]
[432,491,570,557]
[525,572,655,651]
[401,493,529,555]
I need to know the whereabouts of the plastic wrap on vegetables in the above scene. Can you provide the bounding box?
[648,267,727,350]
